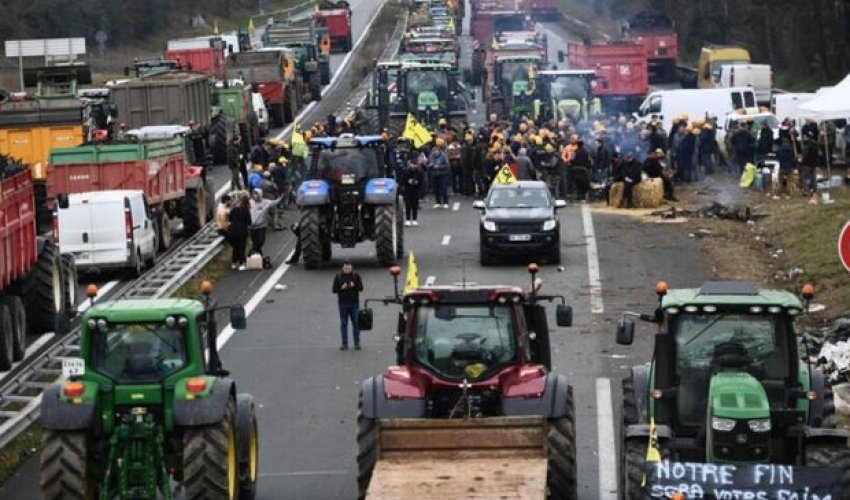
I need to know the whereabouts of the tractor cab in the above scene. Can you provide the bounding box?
[306,134,387,186]
[536,70,599,122]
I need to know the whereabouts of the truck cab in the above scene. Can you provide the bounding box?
[698,45,751,89]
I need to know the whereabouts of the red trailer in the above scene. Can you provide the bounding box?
[0,166,73,368]
[527,0,558,20]
[314,0,353,52]
[163,41,226,80]
[624,9,678,83]
[566,41,648,112]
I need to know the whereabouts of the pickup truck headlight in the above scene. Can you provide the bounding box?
[542,219,557,231]
[482,220,497,232]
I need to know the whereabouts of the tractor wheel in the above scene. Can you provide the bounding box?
[236,394,259,500]
[158,211,173,251]
[805,442,850,497]
[321,237,332,262]
[395,200,404,259]
[356,392,377,500]
[239,122,254,154]
[320,61,331,85]
[284,87,295,125]
[300,208,322,269]
[622,374,638,427]
[22,239,64,335]
[546,386,577,499]
[622,436,670,499]
[60,254,78,318]
[40,430,97,500]
[209,114,230,165]
[183,397,239,500]
[374,205,397,266]
[311,74,323,102]
[0,304,13,371]
[821,396,837,428]
[1,296,26,362]
[183,182,211,236]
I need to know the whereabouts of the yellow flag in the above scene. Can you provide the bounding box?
[492,164,517,185]
[402,113,431,149]
[641,416,662,487]
[213,20,219,35]
[448,18,456,32]
[291,121,307,158]
[248,18,255,36]
[403,251,419,294]
[491,37,499,50]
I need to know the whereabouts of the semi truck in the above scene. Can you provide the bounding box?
[226,49,299,128]
[163,37,227,80]
[565,41,648,113]
[0,160,76,370]
[624,9,678,83]
[315,0,354,52]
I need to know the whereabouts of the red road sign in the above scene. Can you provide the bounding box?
[839,220,850,272]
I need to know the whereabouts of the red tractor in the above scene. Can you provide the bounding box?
[356,264,577,499]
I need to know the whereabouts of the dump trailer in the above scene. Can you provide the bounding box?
[315,0,353,52]
[357,264,577,499]
[108,71,212,130]
[616,281,850,499]
[0,162,75,368]
[625,9,678,83]
[566,41,648,113]
[226,49,298,128]
[263,21,329,95]
[163,37,227,80]
[39,290,258,500]
[47,137,214,252]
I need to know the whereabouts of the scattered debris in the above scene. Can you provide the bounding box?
[652,202,758,222]
[787,267,805,281]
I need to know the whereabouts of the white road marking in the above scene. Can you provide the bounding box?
[25,333,54,357]
[77,280,119,313]
[425,276,436,286]
[259,469,348,477]
[452,201,460,211]
[581,203,603,314]
[216,249,295,350]
[596,377,618,499]
[441,235,451,246]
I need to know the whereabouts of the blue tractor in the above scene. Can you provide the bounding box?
[297,134,404,268]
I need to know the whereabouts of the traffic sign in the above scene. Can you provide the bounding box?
[838,220,850,272]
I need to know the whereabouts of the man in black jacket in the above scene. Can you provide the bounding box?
[622,153,643,208]
[332,260,364,350]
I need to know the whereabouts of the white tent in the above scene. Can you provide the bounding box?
[798,73,850,120]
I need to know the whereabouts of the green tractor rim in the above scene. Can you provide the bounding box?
[228,421,238,498]
[250,420,259,481]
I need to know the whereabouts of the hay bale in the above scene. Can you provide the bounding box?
[608,181,624,208]
[633,177,664,208]
[786,169,800,196]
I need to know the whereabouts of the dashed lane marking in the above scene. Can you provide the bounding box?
[597,377,617,499]
[441,235,451,246]
[425,276,436,286]
[581,203,603,314]
[452,201,460,211]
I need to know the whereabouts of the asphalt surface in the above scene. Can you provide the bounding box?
[1,3,719,499]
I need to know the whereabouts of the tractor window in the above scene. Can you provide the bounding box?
[674,313,788,425]
[413,304,517,380]
[548,77,589,101]
[405,70,449,110]
[315,148,382,183]
[91,322,188,383]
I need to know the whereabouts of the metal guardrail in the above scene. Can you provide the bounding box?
[0,221,224,450]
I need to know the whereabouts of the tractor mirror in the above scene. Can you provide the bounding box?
[358,308,373,331]
[230,305,247,330]
[557,50,565,63]
[57,193,69,209]
[616,318,635,345]
[555,304,572,327]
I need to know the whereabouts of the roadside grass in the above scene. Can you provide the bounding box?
[0,422,43,486]
[172,247,232,301]
[773,71,820,93]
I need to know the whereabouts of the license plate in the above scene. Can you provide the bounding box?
[62,357,85,378]
[509,234,531,242]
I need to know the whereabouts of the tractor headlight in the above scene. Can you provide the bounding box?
[482,220,497,232]
[711,417,736,432]
[542,219,557,231]
[748,419,771,432]
[178,316,189,327]
[165,316,176,327]
[96,318,108,332]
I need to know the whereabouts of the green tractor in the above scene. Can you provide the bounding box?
[616,281,850,499]
[39,283,259,500]
[210,81,260,164]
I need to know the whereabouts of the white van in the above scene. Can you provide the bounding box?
[252,92,269,136]
[635,87,758,132]
[56,190,157,276]
[718,64,772,105]
[771,92,816,129]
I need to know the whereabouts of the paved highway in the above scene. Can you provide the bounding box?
[0,1,718,498]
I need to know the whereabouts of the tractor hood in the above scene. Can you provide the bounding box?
[709,371,770,421]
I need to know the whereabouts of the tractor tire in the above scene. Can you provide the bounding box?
[310,74,323,102]
[622,436,670,500]
[395,200,404,259]
[622,374,638,427]
[284,88,296,125]
[183,182,211,236]
[271,104,284,128]
[157,211,173,251]
[546,386,577,500]
[321,237,332,262]
[239,122,254,155]
[820,396,837,428]
[805,442,850,498]
[182,397,239,500]
[300,208,322,269]
[374,205,397,267]
[0,304,13,371]
[209,114,230,165]
[236,394,259,500]
[356,392,377,500]
[39,430,97,500]
[22,239,64,335]
[320,61,331,85]
[1,296,26,362]
[60,254,78,318]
